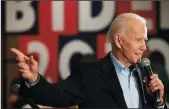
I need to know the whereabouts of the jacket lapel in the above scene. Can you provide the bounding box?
[132,65,149,108]
[100,53,127,108]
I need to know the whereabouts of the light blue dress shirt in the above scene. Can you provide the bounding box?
[110,52,142,108]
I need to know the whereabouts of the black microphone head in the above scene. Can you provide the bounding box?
[12,84,20,93]
[140,58,150,67]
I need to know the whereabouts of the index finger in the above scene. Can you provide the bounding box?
[10,48,30,61]
[10,48,25,57]
[150,73,158,79]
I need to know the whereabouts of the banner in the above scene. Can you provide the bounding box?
[3,1,169,83]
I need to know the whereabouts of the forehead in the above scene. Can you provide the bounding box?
[128,22,147,39]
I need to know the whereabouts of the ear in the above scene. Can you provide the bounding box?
[114,33,122,49]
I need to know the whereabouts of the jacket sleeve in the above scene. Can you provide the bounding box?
[19,65,85,107]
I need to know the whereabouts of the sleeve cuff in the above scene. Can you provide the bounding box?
[155,104,165,108]
[25,74,40,88]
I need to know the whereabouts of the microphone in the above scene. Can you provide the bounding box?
[140,58,162,106]
[12,84,40,109]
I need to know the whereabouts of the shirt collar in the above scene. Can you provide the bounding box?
[110,52,130,77]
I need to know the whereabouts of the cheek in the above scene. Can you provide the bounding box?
[121,40,138,54]
[128,43,139,52]
[121,45,132,57]
[123,43,135,52]
[123,44,138,57]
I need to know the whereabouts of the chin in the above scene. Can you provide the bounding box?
[132,58,141,64]
[135,58,141,64]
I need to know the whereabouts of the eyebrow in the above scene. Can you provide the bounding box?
[135,37,148,41]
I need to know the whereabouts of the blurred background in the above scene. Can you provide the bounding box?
[1,1,169,108]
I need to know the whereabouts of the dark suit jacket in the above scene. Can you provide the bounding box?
[20,53,167,108]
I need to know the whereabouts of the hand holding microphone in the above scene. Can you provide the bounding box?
[140,58,164,106]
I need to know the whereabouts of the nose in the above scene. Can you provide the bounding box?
[140,40,147,51]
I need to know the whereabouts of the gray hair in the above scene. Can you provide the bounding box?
[107,13,147,44]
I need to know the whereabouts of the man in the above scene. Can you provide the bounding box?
[11,13,167,108]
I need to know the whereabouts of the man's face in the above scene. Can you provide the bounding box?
[119,21,147,64]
